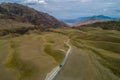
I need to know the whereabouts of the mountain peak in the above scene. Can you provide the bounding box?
[91,15,113,19]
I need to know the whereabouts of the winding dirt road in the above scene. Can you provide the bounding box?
[45,41,72,80]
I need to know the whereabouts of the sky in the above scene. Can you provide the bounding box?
[0,0,120,19]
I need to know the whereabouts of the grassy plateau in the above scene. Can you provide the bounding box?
[0,27,120,80]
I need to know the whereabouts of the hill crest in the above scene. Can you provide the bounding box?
[0,2,67,28]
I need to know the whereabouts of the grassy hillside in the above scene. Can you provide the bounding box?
[0,27,120,80]
[0,3,66,28]
[53,28,120,80]
[0,2,67,36]
[0,32,68,80]
[78,20,120,31]
[0,19,35,36]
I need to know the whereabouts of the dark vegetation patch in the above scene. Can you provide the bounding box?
[76,20,120,31]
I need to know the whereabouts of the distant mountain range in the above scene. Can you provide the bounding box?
[72,18,108,27]
[62,15,118,24]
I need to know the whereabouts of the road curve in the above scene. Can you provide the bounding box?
[45,41,72,80]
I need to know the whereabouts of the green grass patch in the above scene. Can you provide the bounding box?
[3,41,37,80]
[70,27,120,78]
[44,44,65,63]
[72,39,120,78]
[86,41,120,54]
[89,48,120,78]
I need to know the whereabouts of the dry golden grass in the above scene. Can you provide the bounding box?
[0,27,120,80]
[0,32,68,80]
[54,28,120,80]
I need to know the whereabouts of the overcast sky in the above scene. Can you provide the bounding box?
[0,0,120,19]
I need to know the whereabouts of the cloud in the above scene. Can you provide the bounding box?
[80,0,92,3]
[2,0,120,19]
[23,0,47,4]
[49,0,92,3]
[115,10,120,12]
[103,9,108,12]
[104,2,115,6]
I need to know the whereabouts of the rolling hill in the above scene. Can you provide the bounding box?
[78,20,120,31]
[0,2,67,36]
